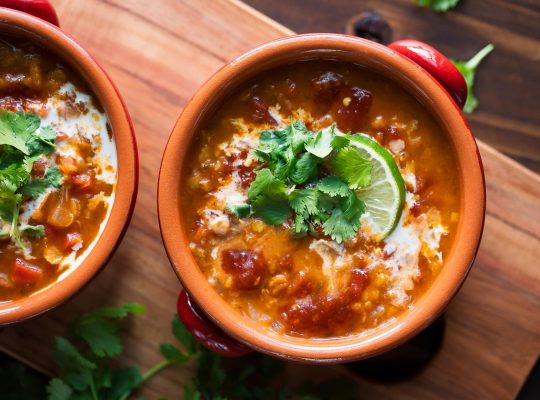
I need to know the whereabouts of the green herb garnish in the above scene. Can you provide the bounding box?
[230,121,372,243]
[0,110,63,248]
[414,0,460,12]
[451,44,494,113]
[0,303,360,399]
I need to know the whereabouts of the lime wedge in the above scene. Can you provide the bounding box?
[349,134,405,239]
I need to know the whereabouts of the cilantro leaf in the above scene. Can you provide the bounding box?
[160,343,190,363]
[20,224,45,238]
[172,314,197,355]
[251,193,290,225]
[322,208,357,243]
[0,111,62,249]
[53,337,97,373]
[27,126,56,156]
[226,203,251,219]
[451,44,494,113]
[332,146,372,189]
[77,303,146,321]
[342,191,365,222]
[0,162,29,193]
[415,0,459,12]
[331,134,350,151]
[273,148,296,181]
[105,367,143,400]
[289,188,319,216]
[305,127,334,158]
[0,111,39,155]
[291,152,318,184]
[183,383,203,400]
[247,169,286,201]
[290,120,311,153]
[20,167,63,198]
[70,303,145,358]
[291,213,310,237]
[46,378,73,400]
[316,176,350,197]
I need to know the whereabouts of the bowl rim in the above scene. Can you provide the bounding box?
[158,33,485,362]
[0,8,138,325]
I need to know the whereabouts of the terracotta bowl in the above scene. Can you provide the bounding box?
[0,3,138,324]
[158,34,485,363]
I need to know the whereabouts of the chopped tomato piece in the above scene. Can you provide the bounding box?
[12,259,43,284]
[64,232,82,251]
[71,174,94,192]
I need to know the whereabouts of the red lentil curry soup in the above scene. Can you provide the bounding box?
[182,60,459,338]
[0,39,116,301]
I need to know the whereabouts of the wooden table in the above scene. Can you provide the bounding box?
[1,1,539,399]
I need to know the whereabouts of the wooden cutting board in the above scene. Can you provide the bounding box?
[1,1,539,399]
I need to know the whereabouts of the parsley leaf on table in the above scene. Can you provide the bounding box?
[414,0,460,12]
[451,44,495,113]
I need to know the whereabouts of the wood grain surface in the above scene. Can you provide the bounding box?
[0,1,539,399]
[246,0,540,174]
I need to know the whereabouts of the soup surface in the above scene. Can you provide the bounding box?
[183,60,459,338]
[0,38,116,301]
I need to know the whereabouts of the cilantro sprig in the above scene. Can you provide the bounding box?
[44,304,200,400]
[0,110,63,248]
[228,121,372,243]
[451,44,494,113]
[0,302,359,399]
[414,0,460,12]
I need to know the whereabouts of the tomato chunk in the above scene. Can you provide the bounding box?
[221,249,266,290]
[71,174,94,192]
[12,258,43,284]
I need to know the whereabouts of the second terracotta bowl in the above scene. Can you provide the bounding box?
[0,4,138,325]
[158,34,485,363]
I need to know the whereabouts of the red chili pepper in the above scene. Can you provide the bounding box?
[176,290,252,357]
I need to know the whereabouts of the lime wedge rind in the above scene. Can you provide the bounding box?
[349,134,406,239]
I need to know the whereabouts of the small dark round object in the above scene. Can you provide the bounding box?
[347,11,393,45]
[345,315,446,382]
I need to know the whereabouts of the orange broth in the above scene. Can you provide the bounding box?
[182,61,459,338]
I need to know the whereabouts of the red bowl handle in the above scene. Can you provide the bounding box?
[0,0,59,26]
[177,289,252,357]
[388,40,467,109]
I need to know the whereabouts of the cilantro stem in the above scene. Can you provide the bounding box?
[90,380,98,400]
[466,44,494,69]
[118,359,173,400]
[141,359,173,382]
